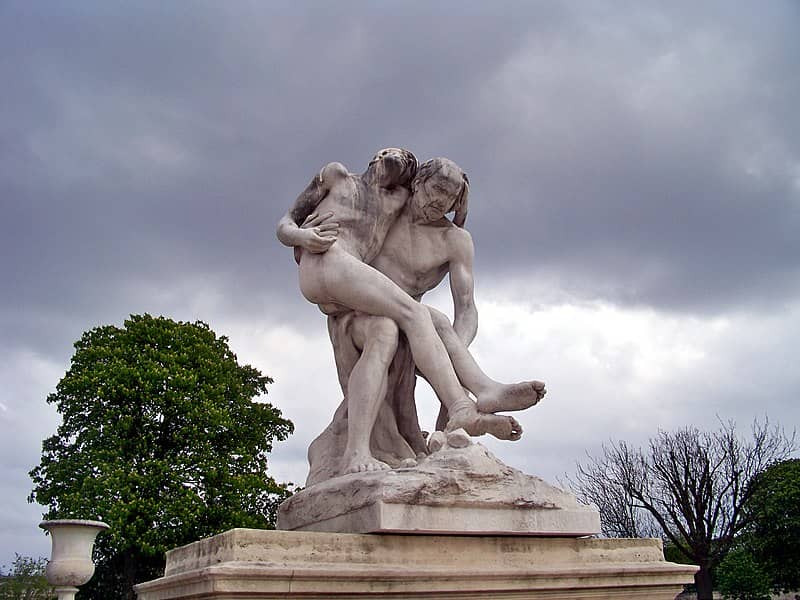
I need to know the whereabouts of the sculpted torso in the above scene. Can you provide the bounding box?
[307,165,409,263]
[371,211,461,299]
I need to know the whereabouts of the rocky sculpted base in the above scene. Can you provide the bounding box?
[277,431,601,536]
[134,437,698,599]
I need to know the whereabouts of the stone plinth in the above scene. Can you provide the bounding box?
[278,441,601,536]
[134,528,698,599]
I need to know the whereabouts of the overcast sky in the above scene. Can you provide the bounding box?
[2,1,799,568]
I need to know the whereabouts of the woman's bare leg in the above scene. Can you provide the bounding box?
[300,247,469,411]
[300,246,523,439]
[427,307,546,413]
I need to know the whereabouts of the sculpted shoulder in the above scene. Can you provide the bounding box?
[319,162,350,186]
[445,224,474,262]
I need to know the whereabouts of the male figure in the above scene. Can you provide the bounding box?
[278,150,504,440]
[374,158,547,445]
[307,158,546,476]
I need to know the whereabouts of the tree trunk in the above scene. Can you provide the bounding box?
[694,564,714,600]
[122,550,137,600]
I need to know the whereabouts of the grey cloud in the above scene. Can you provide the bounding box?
[5,1,797,335]
[2,0,800,565]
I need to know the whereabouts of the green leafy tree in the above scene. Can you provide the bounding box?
[716,545,771,600]
[570,419,795,600]
[743,458,800,593]
[0,555,53,599]
[29,315,294,600]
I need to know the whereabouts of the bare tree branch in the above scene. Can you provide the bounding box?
[567,417,795,600]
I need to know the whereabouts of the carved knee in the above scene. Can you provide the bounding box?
[366,317,399,359]
[427,307,451,332]
[396,301,430,332]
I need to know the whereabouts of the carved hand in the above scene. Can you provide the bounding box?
[299,211,339,253]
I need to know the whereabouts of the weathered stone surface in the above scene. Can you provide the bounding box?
[278,438,600,536]
[134,529,698,599]
[279,151,546,486]
[427,430,446,453]
[446,427,471,448]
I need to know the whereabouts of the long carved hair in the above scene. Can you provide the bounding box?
[453,171,469,227]
[367,148,418,189]
[414,157,469,227]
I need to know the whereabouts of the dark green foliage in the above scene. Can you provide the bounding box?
[743,458,800,593]
[0,555,52,599]
[716,545,771,600]
[29,315,294,600]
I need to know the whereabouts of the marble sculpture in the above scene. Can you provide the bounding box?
[278,149,547,485]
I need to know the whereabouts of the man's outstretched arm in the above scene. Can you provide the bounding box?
[276,162,344,252]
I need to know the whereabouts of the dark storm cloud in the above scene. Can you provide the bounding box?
[3,1,798,359]
[1,1,558,356]
[445,2,800,313]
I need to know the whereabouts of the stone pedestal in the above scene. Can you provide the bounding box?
[134,528,697,599]
[136,440,696,598]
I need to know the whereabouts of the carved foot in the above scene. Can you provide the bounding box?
[446,406,523,441]
[343,452,391,474]
[477,380,546,414]
[484,414,523,441]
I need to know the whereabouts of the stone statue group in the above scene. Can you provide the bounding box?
[278,148,546,485]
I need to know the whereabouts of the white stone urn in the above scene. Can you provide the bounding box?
[39,519,109,600]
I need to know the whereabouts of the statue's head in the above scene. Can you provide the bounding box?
[410,157,469,226]
[366,148,418,189]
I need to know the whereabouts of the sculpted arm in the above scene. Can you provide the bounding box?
[277,162,346,252]
[448,229,478,346]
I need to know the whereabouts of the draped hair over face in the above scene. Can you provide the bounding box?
[413,157,469,227]
[367,148,419,189]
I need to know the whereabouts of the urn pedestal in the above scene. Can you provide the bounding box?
[39,519,109,600]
